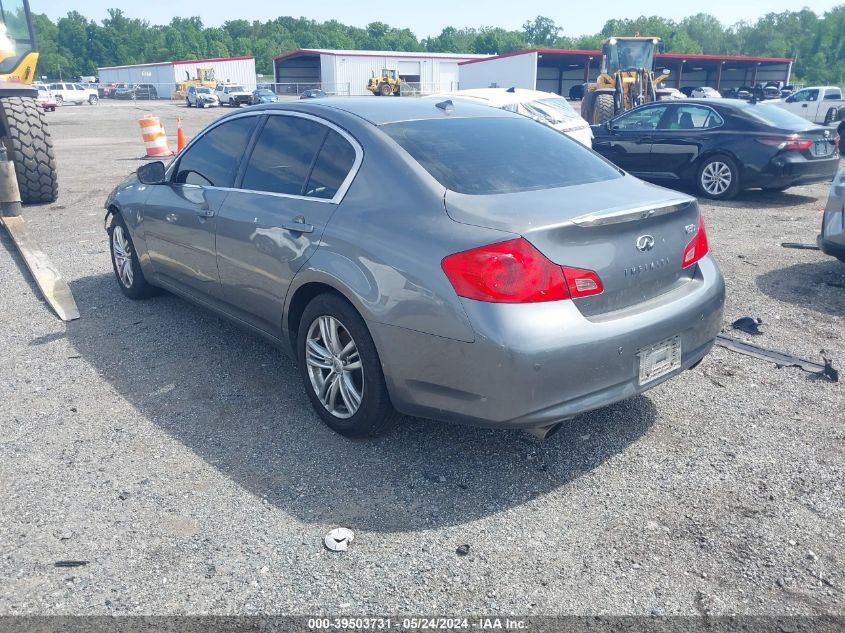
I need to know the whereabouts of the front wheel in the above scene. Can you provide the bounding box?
[0,96,58,204]
[108,214,160,300]
[697,155,740,200]
[186,98,192,108]
[592,93,615,125]
[297,294,398,437]
[379,83,392,97]
[54,95,63,106]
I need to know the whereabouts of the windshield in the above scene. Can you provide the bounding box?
[196,87,211,94]
[227,85,245,92]
[522,97,580,123]
[0,0,35,76]
[605,40,656,74]
[257,89,274,96]
[382,117,620,195]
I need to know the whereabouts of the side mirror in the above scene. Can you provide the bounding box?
[137,161,166,185]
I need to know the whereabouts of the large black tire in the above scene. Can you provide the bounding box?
[379,83,392,97]
[297,293,399,438]
[839,121,845,156]
[593,93,615,125]
[0,96,58,204]
[107,213,161,300]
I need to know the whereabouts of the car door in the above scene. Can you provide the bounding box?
[784,89,819,121]
[593,104,669,174]
[649,104,725,178]
[140,114,260,299]
[215,112,361,333]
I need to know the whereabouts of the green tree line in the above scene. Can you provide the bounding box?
[32,7,845,85]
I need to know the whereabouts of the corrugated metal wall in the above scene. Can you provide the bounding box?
[97,63,173,91]
[459,53,538,91]
[333,55,470,95]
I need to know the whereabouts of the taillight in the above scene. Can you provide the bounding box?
[682,214,709,269]
[757,136,814,151]
[441,237,603,303]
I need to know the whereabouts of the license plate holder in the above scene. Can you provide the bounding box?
[812,141,832,157]
[638,335,682,385]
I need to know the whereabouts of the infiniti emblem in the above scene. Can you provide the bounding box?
[636,234,655,252]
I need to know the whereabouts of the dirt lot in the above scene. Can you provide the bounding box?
[1,100,843,616]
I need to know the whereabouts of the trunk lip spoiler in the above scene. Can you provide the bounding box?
[568,199,695,227]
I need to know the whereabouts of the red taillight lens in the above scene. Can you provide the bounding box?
[441,237,603,303]
[757,136,814,151]
[682,214,709,269]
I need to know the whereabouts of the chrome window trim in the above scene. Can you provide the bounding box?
[166,109,363,205]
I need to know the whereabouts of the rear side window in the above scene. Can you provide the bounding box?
[241,116,326,196]
[382,117,620,195]
[174,116,258,187]
[745,104,814,129]
[305,130,357,199]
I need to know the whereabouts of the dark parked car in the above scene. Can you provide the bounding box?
[591,99,840,199]
[251,88,279,105]
[114,84,159,100]
[103,99,724,438]
[300,89,327,99]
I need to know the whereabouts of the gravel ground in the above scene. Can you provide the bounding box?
[1,101,843,616]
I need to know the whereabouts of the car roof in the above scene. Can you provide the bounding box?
[279,96,519,125]
[432,87,565,107]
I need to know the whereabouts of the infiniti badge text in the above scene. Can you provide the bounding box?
[624,257,671,277]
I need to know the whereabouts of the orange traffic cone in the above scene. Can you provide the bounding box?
[176,117,187,152]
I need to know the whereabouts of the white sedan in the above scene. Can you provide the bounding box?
[691,86,722,99]
[429,88,593,147]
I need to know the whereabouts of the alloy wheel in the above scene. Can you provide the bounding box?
[305,315,363,419]
[112,225,134,288]
[701,161,732,196]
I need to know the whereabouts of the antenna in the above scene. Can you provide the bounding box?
[435,99,454,113]
[506,86,516,93]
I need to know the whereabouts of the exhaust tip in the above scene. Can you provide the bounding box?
[526,422,563,440]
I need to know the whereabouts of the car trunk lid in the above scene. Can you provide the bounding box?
[444,177,702,316]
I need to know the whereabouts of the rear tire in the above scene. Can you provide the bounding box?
[186,98,192,108]
[54,95,63,106]
[88,95,99,105]
[297,293,399,438]
[379,83,392,97]
[593,93,615,125]
[0,96,58,204]
[697,154,740,200]
[107,214,160,300]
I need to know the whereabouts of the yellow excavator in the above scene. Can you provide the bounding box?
[0,0,57,203]
[581,36,672,125]
[173,67,217,100]
[366,69,401,96]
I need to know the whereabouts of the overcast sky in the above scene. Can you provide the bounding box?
[36,0,841,37]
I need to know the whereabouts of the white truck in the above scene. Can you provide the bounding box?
[215,83,252,107]
[768,86,844,126]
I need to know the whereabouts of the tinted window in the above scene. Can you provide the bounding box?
[660,105,723,130]
[825,89,842,100]
[382,117,620,195]
[305,130,357,199]
[744,104,814,130]
[241,116,326,196]
[175,116,257,187]
[613,105,669,131]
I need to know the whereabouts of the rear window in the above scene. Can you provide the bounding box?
[745,104,814,129]
[382,117,620,195]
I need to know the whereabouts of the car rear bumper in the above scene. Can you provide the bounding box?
[371,255,725,430]
[758,153,839,188]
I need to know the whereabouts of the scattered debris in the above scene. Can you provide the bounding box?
[715,335,838,382]
[204,564,216,578]
[732,317,764,336]
[58,530,73,541]
[117,491,131,501]
[780,242,820,251]
[54,560,88,568]
[456,544,470,556]
[324,528,355,552]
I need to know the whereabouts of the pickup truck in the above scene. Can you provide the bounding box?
[48,82,99,106]
[215,83,252,107]
[768,86,845,125]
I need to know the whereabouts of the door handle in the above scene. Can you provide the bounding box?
[282,215,314,234]
[802,103,808,108]
[195,206,215,218]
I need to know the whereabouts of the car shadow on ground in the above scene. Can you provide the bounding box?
[667,183,818,209]
[756,260,845,316]
[62,273,657,533]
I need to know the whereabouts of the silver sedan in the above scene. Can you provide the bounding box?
[819,167,845,262]
[104,98,725,438]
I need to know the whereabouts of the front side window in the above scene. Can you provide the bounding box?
[174,116,258,187]
[241,116,327,196]
[613,105,668,131]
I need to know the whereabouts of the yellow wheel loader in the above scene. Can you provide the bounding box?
[0,0,57,203]
[173,66,217,100]
[366,69,401,96]
[581,36,672,125]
